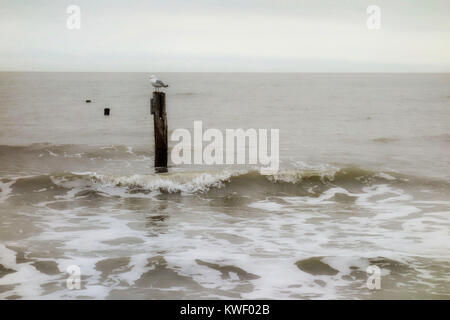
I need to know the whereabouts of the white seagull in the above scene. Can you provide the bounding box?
[150,75,169,91]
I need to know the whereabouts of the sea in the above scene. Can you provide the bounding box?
[0,72,449,299]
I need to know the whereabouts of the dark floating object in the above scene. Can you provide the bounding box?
[85,99,92,103]
[104,108,110,116]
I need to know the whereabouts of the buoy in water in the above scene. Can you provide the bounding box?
[104,108,110,116]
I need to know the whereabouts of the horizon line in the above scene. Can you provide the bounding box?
[1,71,449,74]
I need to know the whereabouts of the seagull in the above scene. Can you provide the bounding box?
[150,75,169,91]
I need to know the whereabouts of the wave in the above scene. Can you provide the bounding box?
[76,167,391,194]
[2,167,422,198]
[89,170,246,193]
[0,143,152,160]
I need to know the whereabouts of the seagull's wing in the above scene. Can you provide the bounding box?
[156,80,168,87]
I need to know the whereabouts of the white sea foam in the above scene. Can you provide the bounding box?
[0,244,51,299]
[2,180,448,299]
[0,167,448,299]
[0,179,14,203]
[375,172,397,181]
[88,170,247,194]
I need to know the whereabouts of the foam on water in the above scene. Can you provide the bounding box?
[0,244,51,299]
[0,179,14,203]
[89,170,246,194]
[1,172,449,299]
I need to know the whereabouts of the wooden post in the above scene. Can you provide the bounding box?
[151,92,168,173]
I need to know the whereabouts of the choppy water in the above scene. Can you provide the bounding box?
[0,72,449,299]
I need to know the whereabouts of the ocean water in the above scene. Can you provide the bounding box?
[0,72,449,299]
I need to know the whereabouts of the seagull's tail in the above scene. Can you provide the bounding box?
[164,84,169,88]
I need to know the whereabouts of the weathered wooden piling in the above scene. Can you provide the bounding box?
[104,108,110,116]
[151,92,168,172]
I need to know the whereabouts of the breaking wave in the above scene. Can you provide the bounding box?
[2,166,436,198]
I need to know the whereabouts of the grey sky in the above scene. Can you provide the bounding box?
[0,0,449,72]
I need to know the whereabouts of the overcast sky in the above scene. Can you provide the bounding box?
[0,0,449,72]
